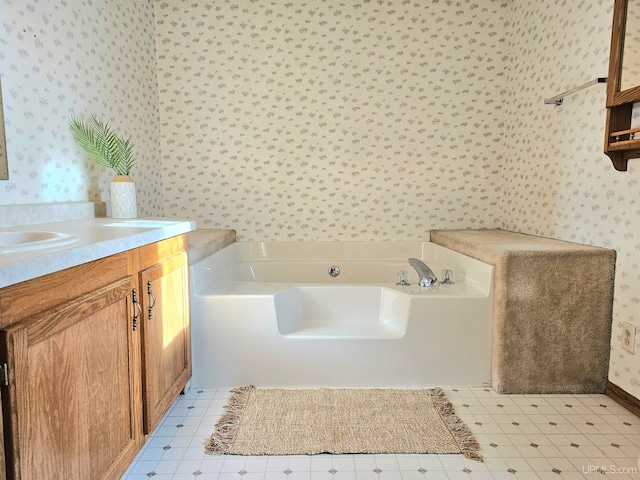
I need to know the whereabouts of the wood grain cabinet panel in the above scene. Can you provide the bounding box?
[139,251,191,434]
[0,277,141,480]
[0,253,129,328]
[0,234,192,479]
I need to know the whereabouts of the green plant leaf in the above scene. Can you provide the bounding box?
[68,114,135,175]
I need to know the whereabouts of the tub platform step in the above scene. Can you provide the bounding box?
[274,286,410,339]
[282,322,405,339]
[430,228,615,394]
[188,229,236,264]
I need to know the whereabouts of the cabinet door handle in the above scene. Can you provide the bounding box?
[147,281,156,320]
[132,288,142,331]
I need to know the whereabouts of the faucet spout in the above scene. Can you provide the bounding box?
[408,258,438,287]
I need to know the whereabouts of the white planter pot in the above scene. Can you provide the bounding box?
[110,175,137,219]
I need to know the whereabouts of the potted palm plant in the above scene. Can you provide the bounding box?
[69,114,137,218]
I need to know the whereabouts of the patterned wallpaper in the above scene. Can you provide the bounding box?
[0,0,164,216]
[0,79,7,179]
[155,0,505,240]
[1,0,639,399]
[502,0,640,399]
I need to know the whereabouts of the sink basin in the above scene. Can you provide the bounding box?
[0,231,79,253]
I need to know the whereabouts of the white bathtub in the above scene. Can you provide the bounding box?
[190,241,494,387]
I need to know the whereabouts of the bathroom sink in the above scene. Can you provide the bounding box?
[0,231,79,253]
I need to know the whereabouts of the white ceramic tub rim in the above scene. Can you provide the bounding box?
[191,241,493,296]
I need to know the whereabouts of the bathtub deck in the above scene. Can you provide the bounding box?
[431,228,615,394]
[196,280,490,297]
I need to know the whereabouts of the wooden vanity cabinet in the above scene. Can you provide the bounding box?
[0,253,141,480]
[136,236,191,434]
[0,234,191,480]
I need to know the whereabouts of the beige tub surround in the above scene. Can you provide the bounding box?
[430,229,615,394]
[187,229,236,264]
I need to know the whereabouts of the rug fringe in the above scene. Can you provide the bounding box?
[429,387,483,462]
[205,385,254,455]
[206,385,483,461]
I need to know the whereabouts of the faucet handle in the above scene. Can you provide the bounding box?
[396,271,410,287]
[440,269,454,285]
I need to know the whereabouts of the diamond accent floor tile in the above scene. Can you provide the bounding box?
[119,387,640,480]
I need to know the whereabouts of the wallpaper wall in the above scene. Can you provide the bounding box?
[155,0,505,240]
[1,0,639,398]
[0,79,7,180]
[0,0,164,216]
[502,0,640,399]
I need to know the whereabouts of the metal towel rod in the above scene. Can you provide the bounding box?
[544,77,607,106]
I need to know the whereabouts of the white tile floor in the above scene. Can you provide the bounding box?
[121,387,640,480]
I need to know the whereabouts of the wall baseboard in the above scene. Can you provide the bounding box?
[606,381,640,418]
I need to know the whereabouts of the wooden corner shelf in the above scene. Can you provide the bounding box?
[604,0,640,172]
[607,138,640,151]
[605,103,640,171]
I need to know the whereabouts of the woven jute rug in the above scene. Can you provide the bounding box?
[205,386,482,461]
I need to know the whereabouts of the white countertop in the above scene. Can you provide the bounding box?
[0,218,196,289]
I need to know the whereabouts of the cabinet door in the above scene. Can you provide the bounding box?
[0,391,5,480]
[139,252,191,434]
[0,277,140,480]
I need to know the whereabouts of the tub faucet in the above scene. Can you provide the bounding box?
[408,258,438,287]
